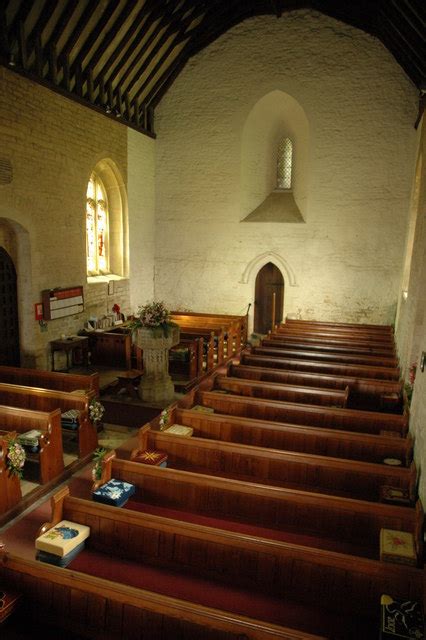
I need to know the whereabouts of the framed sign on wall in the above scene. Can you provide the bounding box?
[42,286,84,320]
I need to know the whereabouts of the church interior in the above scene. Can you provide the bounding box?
[0,1,425,638]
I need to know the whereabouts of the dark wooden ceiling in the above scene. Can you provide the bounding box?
[1,1,425,137]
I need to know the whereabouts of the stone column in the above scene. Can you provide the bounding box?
[134,326,180,403]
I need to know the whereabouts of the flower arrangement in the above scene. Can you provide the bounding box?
[158,408,171,431]
[130,301,178,338]
[92,447,107,481]
[6,439,26,479]
[89,398,105,424]
[404,362,417,407]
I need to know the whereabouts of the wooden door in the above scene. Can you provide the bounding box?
[254,263,284,334]
[0,247,20,365]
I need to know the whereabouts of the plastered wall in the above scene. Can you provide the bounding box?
[154,11,418,330]
[0,68,155,368]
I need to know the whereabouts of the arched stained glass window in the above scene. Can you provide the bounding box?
[86,173,109,274]
[277,138,293,189]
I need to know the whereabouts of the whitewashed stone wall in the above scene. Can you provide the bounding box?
[155,10,418,330]
[0,68,155,368]
[395,120,426,504]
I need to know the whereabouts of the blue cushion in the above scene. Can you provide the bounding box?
[92,478,136,507]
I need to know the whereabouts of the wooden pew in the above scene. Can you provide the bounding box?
[0,383,97,458]
[138,425,417,502]
[207,373,350,408]
[0,405,64,483]
[0,364,100,395]
[193,389,409,436]
[228,362,403,412]
[169,336,204,380]
[179,329,217,371]
[170,406,413,465]
[270,330,396,350]
[283,319,394,334]
[88,329,132,369]
[172,311,247,354]
[0,553,316,640]
[0,430,22,515]
[252,345,399,368]
[101,453,424,563]
[178,325,226,365]
[29,487,424,638]
[263,336,396,357]
[241,351,401,380]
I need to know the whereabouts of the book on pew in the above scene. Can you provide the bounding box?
[18,429,41,452]
[380,595,424,639]
[35,520,90,557]
[92,478,136,507]
[61,409,80,430]
[36,541,86,568]
[162,424,194,437]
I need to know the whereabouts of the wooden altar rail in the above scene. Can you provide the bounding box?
[193,390,409,437]
[227,362,403,412]
[0,430,21,515]
[171,407,413,466]
[264,336,396,356]
[0,365,99,395]
[0,383,97,458]
[252,345,399,368]
[25,487,424,638]
[206,373,350,408]
[103,455,424,564]
[139,426,417,503]
[0,405,64,484]
[240,351,401,381]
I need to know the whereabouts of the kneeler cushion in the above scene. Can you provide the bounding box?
[36,541,86,567]
[92,478,135,507]
[132,449,168,467]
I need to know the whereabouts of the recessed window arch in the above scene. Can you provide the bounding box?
[277,137,293,189]
[85,159,128,279]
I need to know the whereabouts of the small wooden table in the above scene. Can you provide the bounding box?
[50,336,89,372]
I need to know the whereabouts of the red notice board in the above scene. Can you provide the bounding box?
[42,286,84,320]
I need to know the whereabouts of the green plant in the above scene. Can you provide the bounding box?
[92,447,107,481]
[158,408,170,431]
[6,440,26,479]
[129,301,178,338]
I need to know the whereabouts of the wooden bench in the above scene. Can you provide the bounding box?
[283,319,394,335]
[270,330,396,350]
[100,453,424,563]
[88,329,132,369]
[228,362,403,412]
[241,351,401,380]
[207,373,350,408]
[252,345,399,368]
[168,406,414,466]
[139,425,417,502]
[0,383,97,458]
[179,329,217,372]
[0,552,315,640]
[193,389,409,436]
[264,336,396,356]
[172,311,247,354]
[169,337,204,381]
[0,430,21,515]
[178,325,226,365]
[30,487,425,638]
[0,365,99,395]
[0,405,64,483]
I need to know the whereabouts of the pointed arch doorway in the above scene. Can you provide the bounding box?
[0,247,20,365]
[254,262,284,334]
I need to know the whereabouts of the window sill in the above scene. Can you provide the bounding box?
[87,274,127,284]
